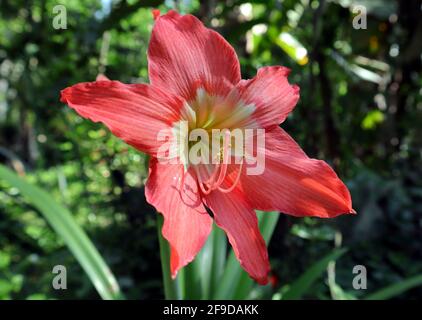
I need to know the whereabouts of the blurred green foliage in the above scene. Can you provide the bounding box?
[1,0,421,299]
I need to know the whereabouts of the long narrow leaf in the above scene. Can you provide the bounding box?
[184,256,202,299]
[365,274,422,300]
[209,224,227,297]
[194,229,213,299]
[280,248,347,300]
[212,247,243,299]
[0,165,122,300]
[193,223,226,299]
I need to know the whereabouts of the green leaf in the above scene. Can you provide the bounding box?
[280,248,347,300]
[365,274,422,300]
[184,256,202,299]
[361,110,385,130]
[0,165,122,300]
[258,211,281,244]
[212,249,241,299]
[329,282,357,300]
[193,223,227,299]
[193,230,213,299]
[209,224,227,297]
[276,32,308,65]
[330,51,383,84]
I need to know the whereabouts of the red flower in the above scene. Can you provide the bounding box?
[60,10,354,285]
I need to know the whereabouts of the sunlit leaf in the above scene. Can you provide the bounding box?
[276,32,308,65]
[361,110,385,130]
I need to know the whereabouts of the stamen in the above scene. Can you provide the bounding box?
[218,157,244,193]
[175,166,193,204]
[195,130,244,195]
[194,165,213,195]
[177,167,185,191]
[175,166,203,208]
[206,162,221,186]
[210,130,231,189]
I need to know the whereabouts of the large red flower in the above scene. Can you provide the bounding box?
[60,10,354,285]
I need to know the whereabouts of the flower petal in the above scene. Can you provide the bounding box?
[145,158,213,277]
[234,66,300,128]
[240,127,354,218]
[60,80,183,157]
[148,10,241,100]
[204,188,270,284]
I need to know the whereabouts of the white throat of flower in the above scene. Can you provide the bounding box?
[172,88,256,193]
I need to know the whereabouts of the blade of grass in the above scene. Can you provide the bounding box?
[280,248,347,300]
[365,274,422,300]
[0,164,122,300]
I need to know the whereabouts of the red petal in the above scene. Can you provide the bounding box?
[240,127,354,218]
[60,81,183,157]
[148,10,241,100]
[146,158,213,277]
[204,188,270,284]
[234,66,300,128]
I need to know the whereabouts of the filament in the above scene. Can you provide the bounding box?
[194,130,243,194]
[218,157,244,193]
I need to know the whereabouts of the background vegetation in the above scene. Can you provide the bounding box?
[0,0,421,299]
